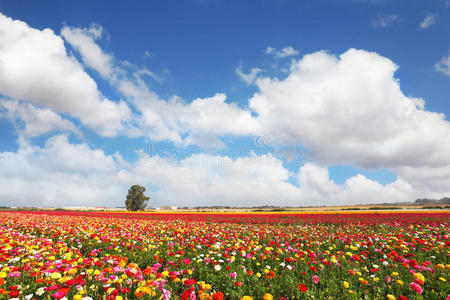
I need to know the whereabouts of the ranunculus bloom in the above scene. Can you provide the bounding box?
[299,283,308,292]
[213,291,224,300]
[263,293,273,300]
[184,279,196,286]
[53,291,67,299]
[313,275,319,284]
[410,282,423,294]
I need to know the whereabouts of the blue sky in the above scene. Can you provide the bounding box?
[0,0,449,207]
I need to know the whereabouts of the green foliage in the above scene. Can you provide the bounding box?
[125,184,150,211]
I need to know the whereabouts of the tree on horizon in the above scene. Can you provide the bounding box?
[125,185,150,211]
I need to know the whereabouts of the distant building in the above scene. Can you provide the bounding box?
[159,206,178,210]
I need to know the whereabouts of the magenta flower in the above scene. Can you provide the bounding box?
[410,282,423,294]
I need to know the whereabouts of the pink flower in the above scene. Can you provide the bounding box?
[53,291,67,299]
[313,275,319,284]
[410,282,423,294]
[229,272,236,278]
[183,258,191,265]
[162,288,171,300]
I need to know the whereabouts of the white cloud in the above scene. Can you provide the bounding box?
[297,163,424,205]
[419,13,437,29]
[60,22,258,147]
[235,66,261,84]
[121,84,260,148]
[265,46,299,58]
[372,14,399,28]
[0,135,126,207]
[0,13,132,137]
[435,50,450,76]
[61,24,114,79]
[0,99,82,138]
[250,49,450,192]
[122,153,430,207]
[0,133,445,207]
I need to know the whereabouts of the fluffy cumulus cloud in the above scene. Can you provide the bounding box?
[0,13,132,136]
[0,135,127,207]
[0,133,435,207]
[0,99,81,138]
[249,49,450,193]
[60,23,259,148]
[297,163,426,205]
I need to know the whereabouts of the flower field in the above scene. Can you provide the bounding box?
[0,211,448,300]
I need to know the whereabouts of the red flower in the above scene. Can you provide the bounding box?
[409,259,418,267]
[235,281,242,287]
[213,291,224,300]
[298,283,308,292]
[10,290,20,298]
[184,278,197,286]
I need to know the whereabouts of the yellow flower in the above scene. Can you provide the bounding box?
[256,272,261,278]
[414,272,425,282]
[343,281,349,289]
[73,295,82,300]
[263,293,274,300]
[241,297,253,300]
[391,272,398,277]
[51,272,62,280]
[396,280,403,285]
[0,272,7,279]
[93,270,101,276]
[439,277,446,282]
[68,268,77,275]
[435,264,444,269]
[386,294,396,300]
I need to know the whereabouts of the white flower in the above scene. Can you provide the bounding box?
[36,287,45,296]
[214,265,221,271]
[82,297,93,300]
[25,294,34,300]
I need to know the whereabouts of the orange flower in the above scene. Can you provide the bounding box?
[134,288,145,298]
